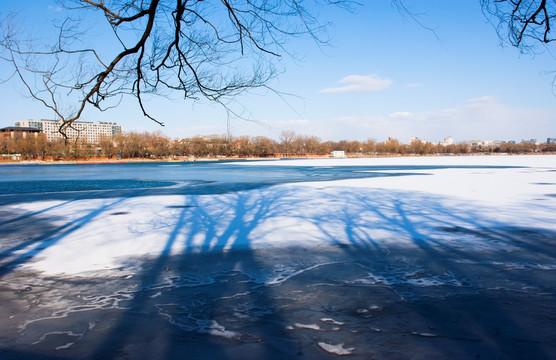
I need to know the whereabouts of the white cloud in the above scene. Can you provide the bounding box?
[320,74,392,94]
[388,111,418,119]
[465,95,494,103]
[132,94,554,143]
[310,95,556,142]
[382,96,537,141]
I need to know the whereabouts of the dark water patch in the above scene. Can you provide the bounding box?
[166,205,196,209]
[110,212,129,215]
[0,179,176,194]
[546,194,556,198]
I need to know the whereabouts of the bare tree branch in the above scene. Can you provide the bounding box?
[482,0,556,51]
[1,0,354,136]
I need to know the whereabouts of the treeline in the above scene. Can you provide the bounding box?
[1,131,555,159]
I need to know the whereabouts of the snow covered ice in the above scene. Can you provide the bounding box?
[0,155,555,359]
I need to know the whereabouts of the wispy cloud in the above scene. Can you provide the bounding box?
[320,74,392,94]
[314,95,554,142]
[388,111,421,119]
[465,95,494,103]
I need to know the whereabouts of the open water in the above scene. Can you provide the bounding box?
[0,160,516,196]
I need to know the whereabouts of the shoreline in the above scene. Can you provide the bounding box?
[1,152,555,165]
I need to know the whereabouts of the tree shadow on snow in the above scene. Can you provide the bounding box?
[0,175,555,359]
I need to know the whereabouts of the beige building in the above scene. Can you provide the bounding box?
[15,119,124,143]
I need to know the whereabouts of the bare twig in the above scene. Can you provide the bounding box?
[1,0,352,135]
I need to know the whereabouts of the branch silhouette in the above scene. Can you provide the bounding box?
[0,0,353,139]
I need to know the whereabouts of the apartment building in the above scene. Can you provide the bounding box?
[15,119,124,143]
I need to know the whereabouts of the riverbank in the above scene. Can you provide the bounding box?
[2,151,555,166]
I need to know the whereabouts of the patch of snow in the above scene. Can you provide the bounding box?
[149,291,162,298]
[318,342,355,355]
[55,342,74,350]
[294,323,321,330]
[411,332,438,337]
[31,331,82,346]
[320,318,345,325]
[198,320,239,340]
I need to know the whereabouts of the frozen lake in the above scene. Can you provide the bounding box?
[0,159,519,196]
[0,155,555,359]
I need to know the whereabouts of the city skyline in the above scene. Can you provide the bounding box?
[7,118,555,146]
[1,1,556,142]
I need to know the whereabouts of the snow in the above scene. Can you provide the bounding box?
[411,332,438,338]
[1,156,555,358]
[3,155,556,276]
[54,342,75,351]
[294,323,322,330]
[243,155,556,205]
[320,318,345,326]
[318,342,355,355]
[198,320,240,340]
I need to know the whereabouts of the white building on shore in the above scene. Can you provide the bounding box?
[440,136,454,146]
[15,119,124,143]
[410,136,454,146]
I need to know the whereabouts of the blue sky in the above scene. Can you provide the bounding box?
[1,1,556,143]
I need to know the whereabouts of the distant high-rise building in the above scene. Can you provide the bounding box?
[548,138,556,144]
[440,136,454,146]
[409,136,427,144]
[522,138,540,145]
[15,119,124,143]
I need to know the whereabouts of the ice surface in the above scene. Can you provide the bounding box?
[1,155,555,359]
[1,155,553,275]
